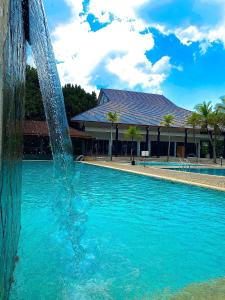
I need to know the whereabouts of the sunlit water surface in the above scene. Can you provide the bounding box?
[168,167,225,177]
[10,162,225,299]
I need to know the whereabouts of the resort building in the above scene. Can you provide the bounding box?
[72,89,225,159]
[23,121,91,159]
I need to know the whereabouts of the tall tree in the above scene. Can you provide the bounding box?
[216,96,225,113]
[207,111,225,163]
[106,112,120,161]
[25,65,45,120]
[195,101,212,131]
[62,84,97,122]
[24,65,98,122]
[125,126,141,164]
[195,101,225,163]
[186,112,201,161]
[160,114,175,162]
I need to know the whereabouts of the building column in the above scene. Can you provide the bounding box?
[145,126,151,156]
[157,127,160,158]
[40,137,44,155]
[91,139,94,155]
[115,125,119,157]
[108,140,111,156]
[81,122,85,131]
[145,126,149,152]
[209,132,213,158]
[82,140,85,154]
[223,133,225,159]
[137,141,141,157]
[184,129,188,158]
[174,142,177,157]
[198,141,201,159]
[148,133,151,156]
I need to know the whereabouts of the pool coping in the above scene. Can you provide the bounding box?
[83,161,225,193]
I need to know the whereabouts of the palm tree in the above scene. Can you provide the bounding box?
[186,112,201,162]
[207,111,224,163]
[195,101,224,163]
[195,101,212,131]
[216,96,225,112]
[216,97,225,160]
[160,114,175,162]
[125,126,141,165]
[106,112,120,161]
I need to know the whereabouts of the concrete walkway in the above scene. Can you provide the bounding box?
[84,161,225,192]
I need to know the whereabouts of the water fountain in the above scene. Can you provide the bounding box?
[0,0,81,298]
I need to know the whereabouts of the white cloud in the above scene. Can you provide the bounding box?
[51,0,225,93]
[151,56,171,73]
[64,0,83,17]
[173,26,205,46]
[159,1,225,53]
[106,54,165,90]
[106,55,178,91]
[88,0,149,23]
[52,1,178,92]
[170,24,225,54]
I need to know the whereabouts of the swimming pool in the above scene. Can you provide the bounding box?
[137,161,200,167]
[169,167,225,177]
[10,162,225,299]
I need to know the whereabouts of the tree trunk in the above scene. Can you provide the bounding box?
[167,132,170,162]
[193,129,198,163]
[110,124,113,161]
[213,134,217,164]
[208,131,216,164]
[131,137,134,161]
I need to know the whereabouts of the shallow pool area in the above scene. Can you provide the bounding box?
[10,161,225,299]
[137,161,200,167]
[168,167,225,177]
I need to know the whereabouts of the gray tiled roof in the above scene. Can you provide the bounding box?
[71,89,192,128]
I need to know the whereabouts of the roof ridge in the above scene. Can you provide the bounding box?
[101,88,164,97]
[101,88,192,112]
[71,89,192,127]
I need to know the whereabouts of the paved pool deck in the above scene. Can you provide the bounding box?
[84,161,225,192]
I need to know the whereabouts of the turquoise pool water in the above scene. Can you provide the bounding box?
[137,161,200,167]
[10,162,225,299]
[169,167,225,177]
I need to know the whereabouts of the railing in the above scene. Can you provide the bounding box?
[76,155,84,161]
[178,158,191,171]
[177,158,193,181]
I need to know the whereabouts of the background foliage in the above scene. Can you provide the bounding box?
[25,65,97,122]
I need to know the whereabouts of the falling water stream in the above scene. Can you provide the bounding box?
[28,0,72,167]
[28,0,87,272]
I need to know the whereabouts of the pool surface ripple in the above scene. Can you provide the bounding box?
[10,162,225,299]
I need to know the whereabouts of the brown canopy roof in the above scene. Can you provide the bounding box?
[23,121,92,139]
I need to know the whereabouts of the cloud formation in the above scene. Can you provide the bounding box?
[51,0,225,94]
[52,0,179,92]
[151,0,225,54]
[170,24,225,54]
[87,0,148,22]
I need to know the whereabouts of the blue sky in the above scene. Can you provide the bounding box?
[42,0,225,110]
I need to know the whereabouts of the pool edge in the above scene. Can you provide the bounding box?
[83,161,225,193]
